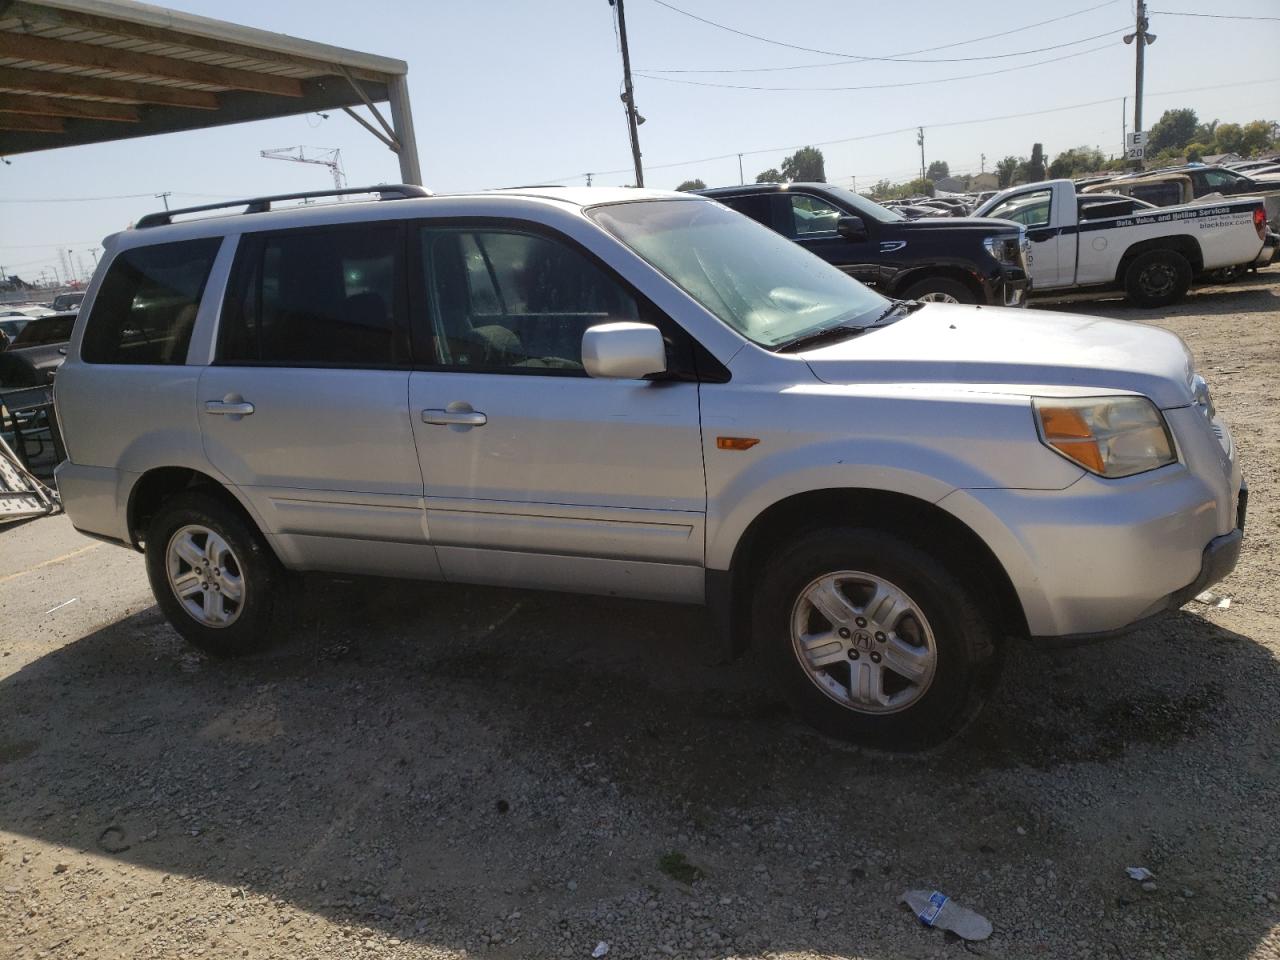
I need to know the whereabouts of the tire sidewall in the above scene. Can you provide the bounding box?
[144,491,277,658]
[1125,250,1191,307]
[901,277,976,304]
[753,528,995,749]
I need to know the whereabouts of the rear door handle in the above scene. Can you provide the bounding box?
[422,408,487,427]
[204,400,255,416]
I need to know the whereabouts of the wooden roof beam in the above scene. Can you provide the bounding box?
[3,1,400,84]
[0,109,61,131]
[0,31,304,96]
[0,66,219,108]
[0,91,138,120]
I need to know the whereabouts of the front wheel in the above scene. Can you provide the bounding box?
[1124,249,1192,307]
[144,490,280,658]
[900,277,976,304]
[752,527,999,749]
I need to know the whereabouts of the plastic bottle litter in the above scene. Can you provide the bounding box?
[900,889,992,941]
[591,942,610,959]
[1126,867,1154,881]
[1193,590,1231,609]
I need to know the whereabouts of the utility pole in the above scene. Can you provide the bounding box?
[980,153,986,174]
[586,172,593,186]
[737,153,744,185]
[611,0,644,187]
[1124,2,1155,170]
[1122,96,1127,158]
[154,191,171,211]
[917,127,925,184]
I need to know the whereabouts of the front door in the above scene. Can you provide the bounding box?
[786,193,883,287]
[983,187,1066,289]
[407,222,707,601]
[199,222,440,579]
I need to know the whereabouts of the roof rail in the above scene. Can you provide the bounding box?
[135,184,432,229]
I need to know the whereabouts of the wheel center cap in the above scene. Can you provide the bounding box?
[851,629,874,651]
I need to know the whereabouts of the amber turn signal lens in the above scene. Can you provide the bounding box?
[1036,405,1105,472]
[717,436,760,450]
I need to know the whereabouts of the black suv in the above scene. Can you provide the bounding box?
[698,183,1030,305]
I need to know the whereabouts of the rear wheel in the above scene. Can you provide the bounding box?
[752,527,999,749]
[901,277,976,304]
[1123,249,1192,307]
[144,490,279,658]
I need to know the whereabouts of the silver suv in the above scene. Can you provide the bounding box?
[54,185,1245,748]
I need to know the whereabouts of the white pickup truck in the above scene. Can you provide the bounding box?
[974,179,1275,306]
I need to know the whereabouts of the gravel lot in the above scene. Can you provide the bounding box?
[2,272,1278,960]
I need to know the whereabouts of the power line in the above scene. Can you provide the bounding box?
[1150,10,1280,20]
[639,27,1130,72]
[532,75,1280,181]
[645,0,1122,63]
[635,43,1117,92]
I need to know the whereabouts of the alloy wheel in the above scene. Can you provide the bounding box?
[166,524,246,628]
[790,570,938,714]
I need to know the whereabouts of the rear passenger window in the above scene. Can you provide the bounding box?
[219,225,406,367]
[81,238,220,365]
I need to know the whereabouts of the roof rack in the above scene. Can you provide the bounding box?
[135,184,432,229]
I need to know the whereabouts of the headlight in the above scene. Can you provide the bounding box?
[983,234,1021,265]
[1033,396,1176,478]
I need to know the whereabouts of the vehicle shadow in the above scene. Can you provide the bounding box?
[2,577,1277,959]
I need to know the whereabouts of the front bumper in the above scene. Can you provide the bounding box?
[985,266,1030,307]
[938,406,1242,639]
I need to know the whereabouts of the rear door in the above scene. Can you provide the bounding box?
[405,220,707,601]
[199,222,440,579]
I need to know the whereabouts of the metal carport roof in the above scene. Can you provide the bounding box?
[0,0,421,183]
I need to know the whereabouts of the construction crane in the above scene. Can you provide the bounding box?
[259,145,347,189]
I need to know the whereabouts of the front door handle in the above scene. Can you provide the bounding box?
[204,400,255,416]
[422,407,487,427]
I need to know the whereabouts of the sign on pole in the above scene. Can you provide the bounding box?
[1126,131,1148,161]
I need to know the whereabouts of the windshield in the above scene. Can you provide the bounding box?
[589,199,888,348]
[819,185,907,223]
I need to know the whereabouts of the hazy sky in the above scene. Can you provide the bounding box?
[1,0,1277,283]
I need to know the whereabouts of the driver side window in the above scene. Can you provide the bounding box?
[791,194,843,237]
[987,189,1053,227]
[421,227,641,373]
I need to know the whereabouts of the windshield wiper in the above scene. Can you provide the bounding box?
[872,298,925,324]
[775,323,870,353]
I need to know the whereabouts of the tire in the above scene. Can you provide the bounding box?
[900,277,976,305]
[144,489,280,658]
[752,527,999,750]
[1123,249,1192,307]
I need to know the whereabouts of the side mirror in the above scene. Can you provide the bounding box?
[582,322,667,380]
[836,215,867,241]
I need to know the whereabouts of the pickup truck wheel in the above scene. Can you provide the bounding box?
[900,277,975,304]
[1124,249,1191,307]
[753,527,998,749]
[144,490,279,658]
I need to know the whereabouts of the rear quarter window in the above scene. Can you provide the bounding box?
[80,238,221,365]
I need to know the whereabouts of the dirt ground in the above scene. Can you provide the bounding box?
[2,272,1278,960]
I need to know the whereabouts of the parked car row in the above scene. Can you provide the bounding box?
[52,183,1245,749]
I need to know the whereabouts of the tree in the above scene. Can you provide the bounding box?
[1238,120,1276,156]
[1048,146,1106,179]
[1185,142,1212,162]
[754,167,784,184]
[996,155,1022,188]
[781,146,826,182]
[1214,122,1244,154]
[926,160,950,181]
[1023,143,1046,182]
[1147,108,1198,154]
[675,178,706,192]
[869,178,895,198]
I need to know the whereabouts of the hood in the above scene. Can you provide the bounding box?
[800,303,1195,409]
[899,216,1021,234]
